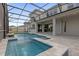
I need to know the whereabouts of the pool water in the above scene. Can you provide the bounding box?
[15,33,49,39]
[5,33,52,56]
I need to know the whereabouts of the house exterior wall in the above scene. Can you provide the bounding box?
[55,19,61,35]
[62,15,79,35]
[27,9,43,33]
[25,3,79,36]
[55,14,79,36]
[30,22,38,33]
[18,26,25,32]
[24,22,31,32]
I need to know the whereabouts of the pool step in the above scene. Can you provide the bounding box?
[8,37,17,41]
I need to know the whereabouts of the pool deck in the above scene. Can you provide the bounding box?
[34,38,68,56]
[0,37,17,56]
[34,32,79,56]
[0,39,8,56]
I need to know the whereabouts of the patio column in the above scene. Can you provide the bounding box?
[52,18,56,35]
[42,24,44,32]
[35,22,38,33]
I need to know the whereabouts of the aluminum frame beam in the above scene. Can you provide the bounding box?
[9,21,24,23]
[7,4,40,16]
[8,12,30,17]
[41,3,49,8]
[9,17,27,20]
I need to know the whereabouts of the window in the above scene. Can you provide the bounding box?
[64,21,66,32]
[68,4,74,9]
[48,10,53,16]
[31,17,36,22]
[38,24,42,32]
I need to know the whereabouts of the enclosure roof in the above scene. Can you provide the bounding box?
[7,3,57,26]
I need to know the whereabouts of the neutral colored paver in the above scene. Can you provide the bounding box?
[0,39,8,56]
[36,33,79,56]
[34,38,68,56]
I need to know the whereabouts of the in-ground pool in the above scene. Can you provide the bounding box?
[14,32,49,39]
[5,33,52,56]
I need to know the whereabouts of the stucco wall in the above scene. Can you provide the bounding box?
[55,19,61,35]
[30,22,38,33]
[56,14,79,35]
[66,15,79,35]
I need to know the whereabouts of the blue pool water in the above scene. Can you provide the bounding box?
[15,33,49,39]
[5,33,52,56]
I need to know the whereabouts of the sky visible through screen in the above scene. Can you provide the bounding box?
[8,3,57,26]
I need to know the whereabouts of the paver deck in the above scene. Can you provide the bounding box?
[0,32,79,56]
[36,32,79,56]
